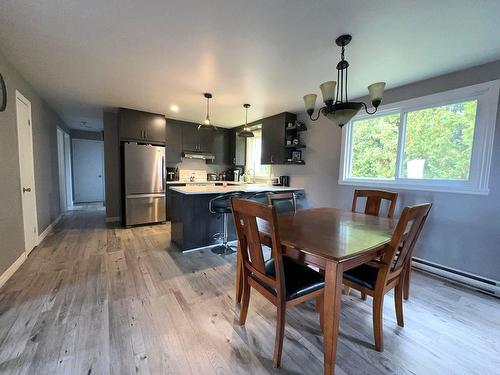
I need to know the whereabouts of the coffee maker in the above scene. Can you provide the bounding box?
[226,167,244,182]
[272,175,290,187]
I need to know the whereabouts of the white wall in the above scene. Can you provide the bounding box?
[273,59,500,281]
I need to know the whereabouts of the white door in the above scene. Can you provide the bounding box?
[72,139,104,203]
[15,91,38,255]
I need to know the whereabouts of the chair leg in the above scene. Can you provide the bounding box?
[343,286,351,295]
[238,278,251,326]
[361,291,367,300]
[394,282,404,327]
[317,295,324,333]
[235,248,243,303]
[273,303,286,368]
[372,293,385,352]
[403,264,411,300]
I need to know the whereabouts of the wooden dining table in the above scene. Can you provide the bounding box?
[235,207,397,375]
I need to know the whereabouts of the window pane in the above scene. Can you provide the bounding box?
[245,129,270,178]
[350,113,400,178]
[402,100,477,180]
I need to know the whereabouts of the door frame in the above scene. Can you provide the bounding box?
[57,127,68,212]
[15,90,39,254]
[71,138,105,203]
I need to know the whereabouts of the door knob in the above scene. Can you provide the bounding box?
[23,187,31,193]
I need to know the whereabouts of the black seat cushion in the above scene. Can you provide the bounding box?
[343,264,379,290]
[250,257,325,301]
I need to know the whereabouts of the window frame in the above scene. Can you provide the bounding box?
[339,80,500,195]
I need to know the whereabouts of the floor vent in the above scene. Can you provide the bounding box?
[412,257,500,298]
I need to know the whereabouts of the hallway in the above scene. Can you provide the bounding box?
[0,208,498,374]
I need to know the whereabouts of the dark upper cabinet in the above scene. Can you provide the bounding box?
[119,108,166,144]
[182,123,217,152]
[165,119,183,163]
[182,124,201,151]
[210,128,231,165]
[261,112,296,165]
[229,128,246,166]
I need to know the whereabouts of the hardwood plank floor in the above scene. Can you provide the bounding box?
[0,207,499,374]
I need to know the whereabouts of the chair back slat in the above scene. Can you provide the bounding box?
[231,198,285,293]
[382,203,432,278]
[242,215,267,273]
[352,189,398,218]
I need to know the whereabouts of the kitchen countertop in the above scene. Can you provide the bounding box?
[168,184,302,195]
[166,181,245,185]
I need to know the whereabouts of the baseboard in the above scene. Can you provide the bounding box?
[412,257,500,297]
[0,252,27,290]
[38,213,62,245]
[105,216,121,223]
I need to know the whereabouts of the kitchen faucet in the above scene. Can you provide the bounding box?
[244,169,256,183]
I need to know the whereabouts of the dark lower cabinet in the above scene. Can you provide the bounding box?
[119,108,166,144]
[261,112,296,164]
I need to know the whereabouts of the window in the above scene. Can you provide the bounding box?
[340,80,499,194]
[245,128,271,179]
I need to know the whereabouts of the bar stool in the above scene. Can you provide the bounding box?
[247,191,274,204]
[209,191,243,255]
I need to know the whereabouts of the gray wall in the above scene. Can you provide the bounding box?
[0,51,69,276]
[273,59,500,281]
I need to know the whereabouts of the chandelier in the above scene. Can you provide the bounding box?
[198,93,217,130]
[303,34,386,128]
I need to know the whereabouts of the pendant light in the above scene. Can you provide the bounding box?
[238,104,254,138]
[303,34,386,128]
[198,93,217,130]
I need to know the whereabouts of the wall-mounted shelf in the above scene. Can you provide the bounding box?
[284,160,306,165]
[285,124,308,132]
[285,144,306,149]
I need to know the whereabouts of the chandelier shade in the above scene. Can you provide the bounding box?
[238,103,254,138]
[198,93,217,130]
[303,34,386,128]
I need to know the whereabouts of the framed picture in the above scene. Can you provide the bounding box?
[292,150,302,162]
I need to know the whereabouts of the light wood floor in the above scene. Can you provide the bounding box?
[0,208,499,375]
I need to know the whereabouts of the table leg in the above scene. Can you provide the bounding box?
[323,261,343,375]
[235,244,243,303]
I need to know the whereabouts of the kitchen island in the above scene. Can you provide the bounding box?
[169,185,305,251]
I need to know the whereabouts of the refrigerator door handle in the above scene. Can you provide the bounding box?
[161,155,165,191]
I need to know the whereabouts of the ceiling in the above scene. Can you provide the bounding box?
[0,0,499,131]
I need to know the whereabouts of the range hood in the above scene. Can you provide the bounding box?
[182,151,215,161]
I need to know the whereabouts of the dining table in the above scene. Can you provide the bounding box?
[235,207,397,375]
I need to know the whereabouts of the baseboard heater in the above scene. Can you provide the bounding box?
[412,257,500,297]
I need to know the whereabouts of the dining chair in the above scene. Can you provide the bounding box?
[401,205,431,300]
[231,198,325,368]
[347,189,399,298]
[352,189,398,218]
[267,192,297,214]
[342,203,432,352]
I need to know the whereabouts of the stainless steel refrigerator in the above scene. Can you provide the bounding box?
[124,142,166,226]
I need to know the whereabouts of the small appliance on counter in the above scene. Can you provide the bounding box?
[166,167,178,181]
[272,175,290,187]
[207,173,218,181]
[226,167,244,182]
